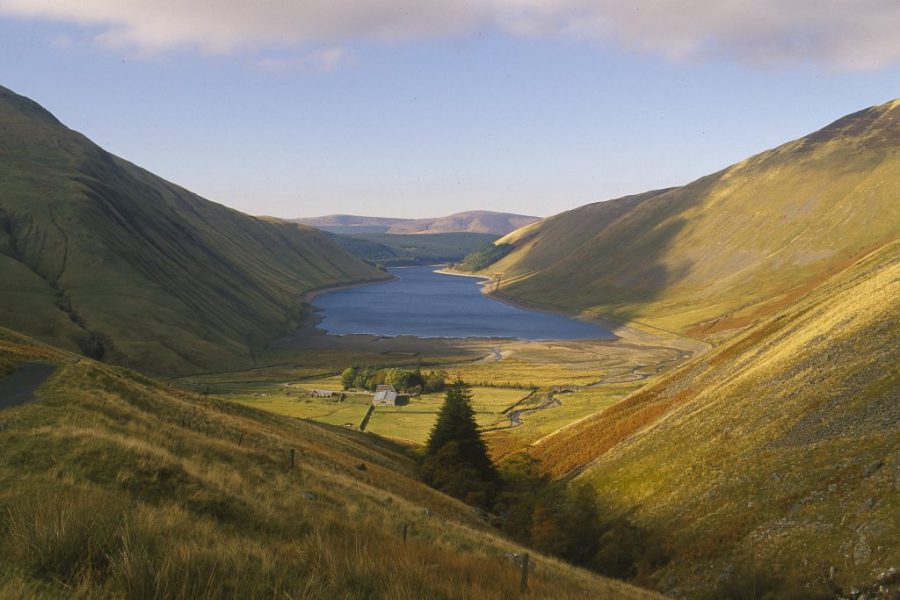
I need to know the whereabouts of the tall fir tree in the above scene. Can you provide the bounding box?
[425,380,495,479]
[420,381,498,508]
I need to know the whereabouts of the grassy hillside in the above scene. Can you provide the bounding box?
[331,231,498,265]
[0,328,658,599]
[293,211,539,236]
[527,241,900,597]
[0,85,387,375]
[473,99,900,337]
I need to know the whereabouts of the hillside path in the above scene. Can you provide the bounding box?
[0,363,56,410]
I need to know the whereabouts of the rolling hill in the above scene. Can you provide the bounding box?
[0,85,388,375]
[526,240,899,597]
[330,231,499,266]
[0,327,659,599]
[470,99,900,338]
[293,211,539,236]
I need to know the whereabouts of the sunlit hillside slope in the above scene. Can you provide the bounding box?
[529,241,900,597]
[477,99,900,337]
[0,85,387,375]
[0,328,658,599]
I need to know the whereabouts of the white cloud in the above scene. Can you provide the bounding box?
[1,0,898,70]
[253,47,356,73]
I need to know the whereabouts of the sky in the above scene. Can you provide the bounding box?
[1,1,899,219]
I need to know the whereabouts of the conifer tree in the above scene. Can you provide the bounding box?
[425,380,495,478]
[421,380,497,506]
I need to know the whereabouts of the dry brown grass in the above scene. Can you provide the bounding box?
[529,241,900,597]
[0,327,659,599]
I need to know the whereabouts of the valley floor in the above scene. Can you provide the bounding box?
[176,317,707,459]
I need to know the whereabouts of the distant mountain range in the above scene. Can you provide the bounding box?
[292,211,539,236]
[0,84,386,374]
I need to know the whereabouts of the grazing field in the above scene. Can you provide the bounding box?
[0,326,660,600]
[230,381,533,445]
[177,325,703,453]
[484,383,646,460]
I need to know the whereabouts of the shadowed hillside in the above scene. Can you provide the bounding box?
[472,99,900,337]
[0,85,387,375]
[0,328,659,600]
[528,241,900,597]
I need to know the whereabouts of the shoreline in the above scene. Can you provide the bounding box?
[436,267,708,352]
[297,265,707,354]
[303,274,395,302]
[437,266,623,341]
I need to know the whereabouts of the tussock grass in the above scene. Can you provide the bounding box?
[531,241,900,596]
[0,327,657,599]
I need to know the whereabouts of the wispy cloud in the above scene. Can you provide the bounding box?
[1,0,898,70]
[253,47,356,73]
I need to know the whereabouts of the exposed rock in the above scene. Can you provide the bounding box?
[865,461,885,477]
[853,533,871,565]
[876,568,899,586]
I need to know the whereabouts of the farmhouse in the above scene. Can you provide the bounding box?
[372,384,398,406]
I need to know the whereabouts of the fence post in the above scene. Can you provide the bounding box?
[289,448,295,468]
[238,432,244,446]
[402,522,408,542]
[520,553,529,594]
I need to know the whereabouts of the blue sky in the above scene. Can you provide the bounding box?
[1,2,898,219]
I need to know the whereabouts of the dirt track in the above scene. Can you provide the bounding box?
[0,363,56,410]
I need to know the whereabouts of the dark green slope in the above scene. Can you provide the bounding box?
[0,85,387,374]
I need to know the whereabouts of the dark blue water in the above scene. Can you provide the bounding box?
[314,266,614,340]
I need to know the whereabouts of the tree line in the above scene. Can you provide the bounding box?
[340,366,446,395]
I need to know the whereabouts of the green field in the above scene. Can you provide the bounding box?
[484,383,646,459]
[230,380,533,444]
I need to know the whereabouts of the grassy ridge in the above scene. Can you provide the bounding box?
[528,241,900,596]
[0,328,658,599]
[475,99,900,337]
[0,84,387,374]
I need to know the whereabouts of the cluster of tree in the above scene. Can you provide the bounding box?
[455,242,513,272]
[340,366,446,395]
[419,382,665,580]
[494,454,666,578]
